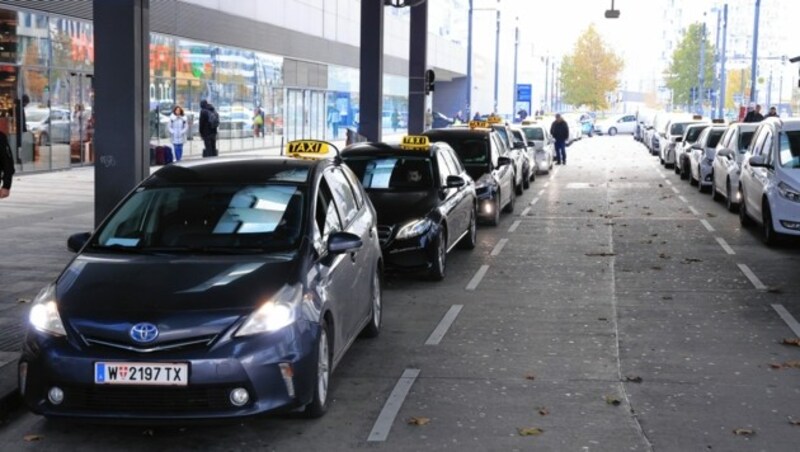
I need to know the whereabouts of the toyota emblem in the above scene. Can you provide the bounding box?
[129,322,159,343]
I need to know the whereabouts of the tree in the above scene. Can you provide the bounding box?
[666,23,715,107]
[725,68,751,110]
[559,24,623,111]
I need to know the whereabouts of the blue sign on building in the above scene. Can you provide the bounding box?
[516,84,532,102]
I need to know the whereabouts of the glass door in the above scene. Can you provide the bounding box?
[64,71,94,166]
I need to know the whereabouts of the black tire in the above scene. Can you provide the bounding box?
[361,269,382,338]
[660,155,665,166]
[689,166,698,186]
[459,209,478,249]
[739,186,753,227]
[674,158,682,174]
[522,169,531,189]
[711,174,722,201]
[762,202,779,246]
[515,171,524,196]
[504,185,515,213]
[488,195,501,226]
[726,180,738,213]
[304,321,332,418]
[680,160,690,180]
[429,229,447,281]
[609,127,618,136]
[697,167,706,192]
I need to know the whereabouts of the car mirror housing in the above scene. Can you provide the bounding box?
[67,232,91,253]
[675,137,683,143]
[327,231,363,254]
[497,156,512,167]
[748,155,768,168]
[445,175,466,188]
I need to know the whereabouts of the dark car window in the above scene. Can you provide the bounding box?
[686,126,707,143]
[707,130,725,148]
[523,127,544,141]
[95,184,305,252]
[345,156,434,192]
[670,123,687,136]
[432,138,488,166]
[340,165,365,208]
[436,152,453,185]
[443,147,464,174]
[512,130,525,146]
[739,131,755,152]
[779,131,800,168]
[315,177,341,247]
[325,169,359,226]
[493,126,511,150]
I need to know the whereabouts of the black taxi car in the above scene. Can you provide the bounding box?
[21,140,382,420]
[341,136,477,280]
[424,122,516,226]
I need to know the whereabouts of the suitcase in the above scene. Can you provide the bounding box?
[155,146,168,165]
[161,145,173,164]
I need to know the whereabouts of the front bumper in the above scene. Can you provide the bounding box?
[382,230,436,271]
[476,188,499,221]
[770,194,800,236]
[699,161,714,186]
[535,153,549,172]
[21,321,319,420]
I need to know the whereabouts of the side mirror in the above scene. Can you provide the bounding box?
[445,175,466,188]
[67,232,91,253]
[717,149,733,159]
[748,155,768,168]
[327,231,363,254]
[497,156,512,167]
[513,142,525,150]
[675,137,683,143]
[691,144,702,151]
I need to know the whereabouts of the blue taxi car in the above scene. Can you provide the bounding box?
[20,141,383,420]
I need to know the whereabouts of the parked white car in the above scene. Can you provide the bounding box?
[677,123,711,178]
[688,125,726,191]
[594,114,637,136]
[521,124,554,174]
[710,123,758,211]
[738,118,800,245]
[659,117,705,168]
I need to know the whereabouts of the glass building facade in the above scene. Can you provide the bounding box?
[2,6,410,173]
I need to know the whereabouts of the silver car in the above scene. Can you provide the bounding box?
[689,125,727,192]
[521,124,554,174]
[711,123,758,211]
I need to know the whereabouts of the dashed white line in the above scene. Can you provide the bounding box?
[466,265,490,291]
[425,305,464,345]
[490,238,509,256]
[671,187,680,194]
[771,304,800,337]
[700,219,715,232]
[520,206,531,216]
[678,195,688,203]
[737,263,767,290]
[367,368,421,442]
[529,197,539,206]
[715,237,735,255]
[508,220,521,233]
[660,174,667,179]
[665,179,673,186]
[544,182,550,188]
[688,206,700,216]
[537,189,545,196]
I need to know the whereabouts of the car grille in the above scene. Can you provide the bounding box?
[377,225,393,244]
[61,385,236,412]
[82,335,216,354]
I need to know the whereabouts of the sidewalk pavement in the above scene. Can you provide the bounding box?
[0,135,403,417]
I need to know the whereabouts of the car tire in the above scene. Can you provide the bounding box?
[304,322,332,418]
[361,269,382,338]
[689,167,698,186]
[697,167,706,192]
[711,174,722,201]
[674,159,681,174]
[726,180,738,213]
[515,172,524,196]
[609,127,617,136]
[660,155,665,166]
[739,186,753,227]
[459,209,478,250]
[522,169,531,189]
[488,195,501,226]
[504,185,515,213]
[762,202,780,247]
[429,229,447,281]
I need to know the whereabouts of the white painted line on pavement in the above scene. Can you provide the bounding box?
[771,304,800,338]
[529,197,539,206]
[678,195,688,203]
[661,174,667,179]
[688,206,700,216]
[715,237,735,255]
[466,265,490,291]
[508,220,521,233]
[537,189,545,196]
[367,368,421,442]
[700,219,715,232]
[738,263,767,290]
[491,238,508,256]
[544,182,550,188]
[665,179,673,186]
[671,186,680,194]
[425,305,464,345]
[520,206,531,216]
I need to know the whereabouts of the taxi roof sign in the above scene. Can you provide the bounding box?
[486,114,503,124]
[399,135,430,151]
[284,140,339,159]
[469,120,491,129]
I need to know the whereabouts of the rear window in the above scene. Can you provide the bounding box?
[707,130,724,148]
[344,156,434,191]
[523,127,544,141]
[427,137,488,165]
[738,131,755,152]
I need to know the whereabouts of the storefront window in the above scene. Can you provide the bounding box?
[17,11,48,67]
[49,17,93,71]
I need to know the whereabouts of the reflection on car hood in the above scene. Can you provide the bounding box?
[780,168,800,187]
[367,190,438,226]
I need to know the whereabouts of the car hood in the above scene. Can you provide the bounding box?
[366,190,438,226]
[57,252,299,346]
[779,168,800,187]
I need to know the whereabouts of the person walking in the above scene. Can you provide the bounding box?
[765,106,779,118]
[253,107,265,138]
[0,130,14,198]
[391,108,400,132]
[169,105,188,162]
[327,106,341,138]
[550,114,570,165]
[744,104,764,123]
[199,99,219,157]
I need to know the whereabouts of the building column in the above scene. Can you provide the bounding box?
[93,0,150,226]
[407,1,428,134]
[359,0,384,142]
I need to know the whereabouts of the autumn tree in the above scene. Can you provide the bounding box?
[559,24,624,111]
[666,23,716,106]
[725,68,751,110]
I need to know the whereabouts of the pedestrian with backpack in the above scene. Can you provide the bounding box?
[199,99,219,157]
[169,105,188,161]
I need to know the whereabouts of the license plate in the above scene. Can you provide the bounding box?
[94,362,188,386]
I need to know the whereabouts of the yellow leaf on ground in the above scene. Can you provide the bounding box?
[23,434,43,442]
[518,427,544,436]
[407,417,430,426]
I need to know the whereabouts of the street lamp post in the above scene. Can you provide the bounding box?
[697,18,706,115]
[512,18,518,119]
[718,4,728,120]
[750,0,761,104]
[493,1,501,114]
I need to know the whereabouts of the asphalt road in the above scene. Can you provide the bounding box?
[1,136,799,451]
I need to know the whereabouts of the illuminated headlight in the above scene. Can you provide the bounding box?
[29,284,66,336]
[483,201,494,214]
[395,218,433,240]
[235,284,301,336]
[778,181,800,203]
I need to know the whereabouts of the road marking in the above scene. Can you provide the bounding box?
[529,197,539,206]
[544,182,550,188]
[688,206,700,216]
[520,206,531,216]
[665,179,673,186]
[700,219,715,232]
[425,305,464,345]
[367,368,421,442]
[466,265,490,291]
[671,187,680,194]
[772,304,800,337]
[661,174,667,179]
[490,238,508,256]
[678,195,688,203]
[737,264,767,290]
[715,237,735,255]
[508,220,521,233]
[537,189,545,196]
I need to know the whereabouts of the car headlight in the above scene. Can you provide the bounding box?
[29,284,66,337]
[235,284,301,336]
[778,181,800,203]
[704,157,714,165]
[395,218,433,240]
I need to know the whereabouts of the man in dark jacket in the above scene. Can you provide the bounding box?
[550,113,570,165]
[199,99,219,157]
[743,104,764,123]
[0,131,15,198]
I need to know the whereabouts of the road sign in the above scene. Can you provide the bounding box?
[516,84,532,102]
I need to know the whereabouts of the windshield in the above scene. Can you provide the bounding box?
[523,127,544,141]
[707,130,724,148]
[93,184,305,252]
[738,131,755,153]
[779,131,800,169]
[685,126,708,143]
[345,156,434,191]
[670,123,687,136]
[428,137,488,166]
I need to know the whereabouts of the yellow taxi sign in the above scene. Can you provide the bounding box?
[400,135,430,151]
[486,114,503,124]
[469,120,490,129]
[285,140,332,158]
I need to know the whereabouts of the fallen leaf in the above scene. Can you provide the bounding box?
[706,213,717,218]
[766,287,783,294]
[662,296,673,300]
[732,428,755,436]
[682,258,703,264]
[651,266,663,271]
[781,338,800,347]
[518,427,544,436]
[538,407,550,416]
[407,416,430,426]
[659,253,671,259]
[625,375,643,383]
[788,416,800,426]
[769,363,783,369]
[17,298,31,304]
[524,373,536,380]
[783,361,800,369]
[23,435,43,442]
[585,252,616,257]
[605,395,622,406]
